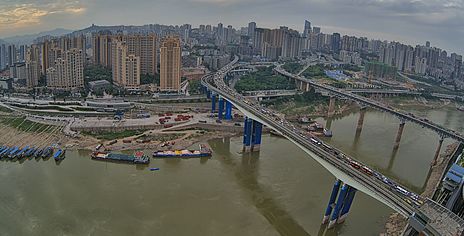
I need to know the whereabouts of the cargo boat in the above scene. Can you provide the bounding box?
[34,148,44,158]
[153,144,212,158]
[53,149,66,161]
[91,151,150,164]
[323,128,333,137]
[41,147,54,159]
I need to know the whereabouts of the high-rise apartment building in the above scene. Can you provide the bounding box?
[0,44,6,70]
[25,45,41,88]
[92,33,113,68]
[253,27,305,60]
[8,45,17,66]
[331,33,341,53]
[123,34,157,75]
[303,20,312,37]
[111,40,141,89]
[160,36,181,92]
[248,22,256,43]
[93,34,157,75]
[46,48,84,90]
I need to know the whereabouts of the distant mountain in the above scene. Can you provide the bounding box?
[1,28,74,45]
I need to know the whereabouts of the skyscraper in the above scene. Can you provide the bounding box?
[248,22,256,42]
[65,48,84,90]
[0,44,6,70]
[93,34,157,75]
[92,33,113,68]
[312,27,321,34]
[111,40,141,89]
[25,45,41,88]
[160,36,181,92]
[331,33,341,54]
[303,20,311,37]
[8,45,17,66]
[46,48,84,90]
[217,23,224,45]
[122,34,157,75]
[19,45,26,62]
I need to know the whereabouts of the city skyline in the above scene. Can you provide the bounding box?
[1,0,463,55]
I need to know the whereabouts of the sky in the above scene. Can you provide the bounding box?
[0,0,463,54]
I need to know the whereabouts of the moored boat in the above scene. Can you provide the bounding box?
[153,145,212,158]
[91,150,150,164]
[53,149,66,161]
[41,147,54,159]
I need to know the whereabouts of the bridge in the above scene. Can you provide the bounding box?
[274,66,464,165]
[202,56,464,235]
[345,89,422,96]
[241,88,420,100]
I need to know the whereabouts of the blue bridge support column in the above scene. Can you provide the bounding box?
[225,101,233,120]
[323,182,358,229]
[206,89,211,99]
[251,120,263,151]
[337,187,357,224]
[211,93,216,113]
[243,117,253,152]
[322,179,341,224]
[328,184,349,229]
[218,96,224,120]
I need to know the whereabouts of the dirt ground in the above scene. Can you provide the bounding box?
[0,117,68,148]
[67,127,237,152]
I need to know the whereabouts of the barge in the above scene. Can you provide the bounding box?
[91,150,150,164]
[53,149,66,161]
[153,144,212,158]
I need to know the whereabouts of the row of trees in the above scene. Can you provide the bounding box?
[235,66,296,92]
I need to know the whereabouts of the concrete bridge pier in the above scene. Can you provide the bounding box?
[393,121,406,149]
[218,96,225,120]
[211,92,216,112]
[355,108,366,136]
[225,101,233,120]
[328,97,336,117]
[432,137,444,166]
[337,187,357,223]
[322,179,341,224]
[328,184,349,229]
[243,117,253,152]
[305,82,311,92]
[242,117,263,153]
[251,120,263,151]
[322,180,357,229]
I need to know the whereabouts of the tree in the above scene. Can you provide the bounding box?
[84,64,112,83]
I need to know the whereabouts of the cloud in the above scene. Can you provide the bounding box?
[0,4,48,25]
[0,1,86,30]
[0,0,462,55]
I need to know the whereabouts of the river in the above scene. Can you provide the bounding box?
[0,106,463,235]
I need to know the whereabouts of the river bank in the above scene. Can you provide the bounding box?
[381,142,459,235]
[383,96,454,111]
[67,129,238,151]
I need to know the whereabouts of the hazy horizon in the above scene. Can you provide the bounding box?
[1,0,463,54]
